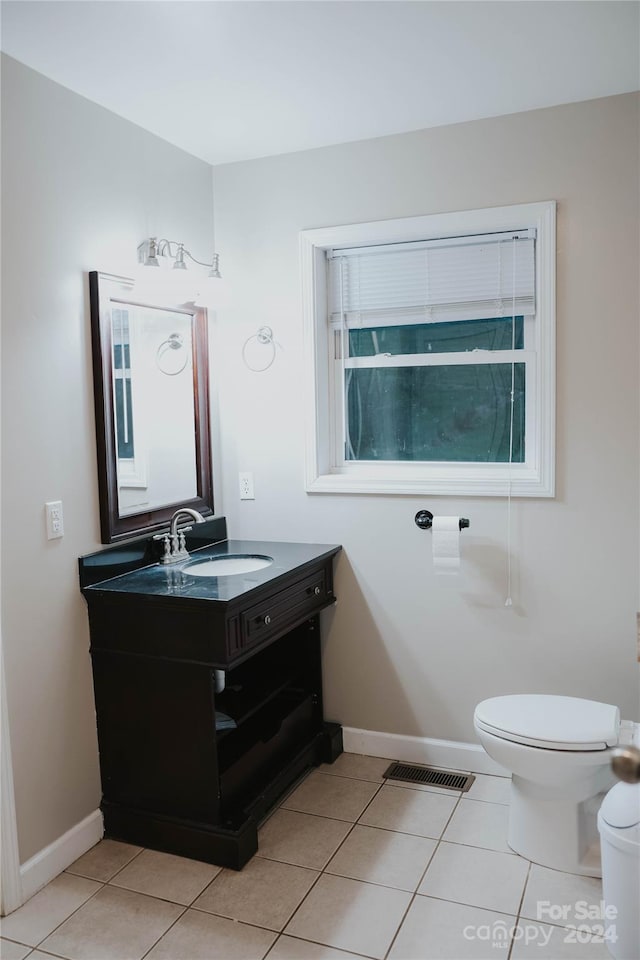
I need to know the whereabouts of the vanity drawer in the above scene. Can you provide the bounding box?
[240,569,328,652]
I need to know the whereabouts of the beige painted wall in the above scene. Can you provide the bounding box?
[213,94,640,742]
[0,55,215,863]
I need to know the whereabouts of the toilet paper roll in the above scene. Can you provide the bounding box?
[432,516,461,575]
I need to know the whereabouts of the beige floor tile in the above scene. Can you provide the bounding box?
[418,841,529,914]
[110,848,221,905]
[66,839,142,882]
[281,772,379,822]
[0,874,101,947]
[0,939,31,959]
[266,936,371,959]
[39,885,182,960]
[258,809,352,869]
[442,798,511,853]
[146,909,276,960]
[388,896,515,959]
[325,824,437,891]
[510,921,611,959]
[465,774,511,805]
[318,754,390,783]
[193,856,319,930]
[520,864,604,926]
[358,784,458,839]
[284,873,411,960]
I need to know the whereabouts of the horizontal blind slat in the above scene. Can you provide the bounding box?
[328,237,535,324]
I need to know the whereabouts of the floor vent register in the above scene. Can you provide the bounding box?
[382,762,475,792]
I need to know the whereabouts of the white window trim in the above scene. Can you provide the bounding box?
[301,201,556,497]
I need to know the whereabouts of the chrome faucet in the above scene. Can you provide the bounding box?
[159,508,206,565]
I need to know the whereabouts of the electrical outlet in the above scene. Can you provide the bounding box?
[239,471,255,500]
[46,500,64,539]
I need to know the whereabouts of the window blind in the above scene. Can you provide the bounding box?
[328,231,536,328]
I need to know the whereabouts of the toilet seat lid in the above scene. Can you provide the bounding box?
[474,695,620,751]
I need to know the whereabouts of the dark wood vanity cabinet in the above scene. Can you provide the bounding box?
[84,547,342,869]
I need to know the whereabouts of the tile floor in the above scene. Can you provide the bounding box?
[0,754,612,960]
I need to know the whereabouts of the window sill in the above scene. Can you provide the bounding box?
[305,468,553,498]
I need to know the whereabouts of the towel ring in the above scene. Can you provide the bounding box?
[156,332,189,376]
[242,326,277,372]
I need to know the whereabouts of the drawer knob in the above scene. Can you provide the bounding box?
[314,586,321,596]
[264,615,272,625]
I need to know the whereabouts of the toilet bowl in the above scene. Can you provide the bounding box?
[474,694,639,877]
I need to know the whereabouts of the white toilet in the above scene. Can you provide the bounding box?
[474,694,639,877]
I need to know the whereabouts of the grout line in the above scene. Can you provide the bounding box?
[23,878,107,950]
[266,930,377,960]
[508,860,532,960]
[158,902,281,939]
[138,902,189,960]
[273,820,360,930]
[64,842,144,884]
[269,787,362,930]
[416,893,517,918]
[382,790,464,960]
[102,844,146,882]
[382,890,415,959]
[25,950,67,959]
[268,779,388,947]
[0,938,34,955]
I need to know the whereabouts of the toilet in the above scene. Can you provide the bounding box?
[474,694,639,877]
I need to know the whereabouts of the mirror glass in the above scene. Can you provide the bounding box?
[89,272,214,542]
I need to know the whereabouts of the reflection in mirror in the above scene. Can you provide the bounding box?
[89,272,213,542]
[113,304,197,516]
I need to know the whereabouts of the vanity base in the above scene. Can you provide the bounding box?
[102,722,342,870]
[102,799,259,871]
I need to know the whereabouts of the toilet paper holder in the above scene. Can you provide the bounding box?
[415,510,470,531]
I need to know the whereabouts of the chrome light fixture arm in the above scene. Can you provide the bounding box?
[138,238,221,278]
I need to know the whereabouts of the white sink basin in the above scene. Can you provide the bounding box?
[184,555,273,577]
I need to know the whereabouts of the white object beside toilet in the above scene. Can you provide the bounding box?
[474,694,638,877]
[598,782,640,960]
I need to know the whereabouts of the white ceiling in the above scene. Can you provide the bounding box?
[2,1,639,166]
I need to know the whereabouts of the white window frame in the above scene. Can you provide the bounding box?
[301,201,555,498]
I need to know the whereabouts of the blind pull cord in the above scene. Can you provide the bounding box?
[505,238,517,608]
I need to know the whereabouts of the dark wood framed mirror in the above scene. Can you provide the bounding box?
[89,271,214,542]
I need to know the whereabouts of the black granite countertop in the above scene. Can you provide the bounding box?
[82,539,341,604]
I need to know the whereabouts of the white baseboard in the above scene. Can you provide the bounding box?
[19,810,103,903]
[342,727,510,777]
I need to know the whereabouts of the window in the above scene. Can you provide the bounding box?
[301,202,555,497]
[112,307,135,460]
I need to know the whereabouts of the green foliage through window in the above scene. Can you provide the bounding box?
[344,318,525,464]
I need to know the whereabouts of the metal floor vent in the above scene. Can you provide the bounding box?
[383,762,475,792]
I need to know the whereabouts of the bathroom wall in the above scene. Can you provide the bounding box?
[213,93,640,742]
[0,55,215,864]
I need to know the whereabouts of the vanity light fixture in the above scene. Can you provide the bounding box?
[138,238,222,280]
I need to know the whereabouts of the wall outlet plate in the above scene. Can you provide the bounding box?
[46,500,64,539]
[239,472,255,500]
